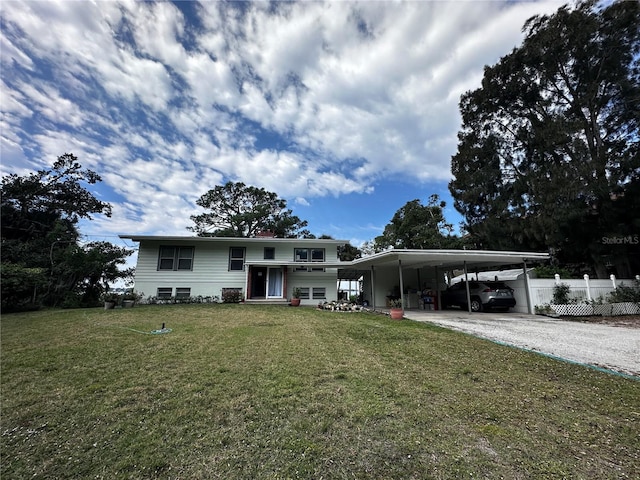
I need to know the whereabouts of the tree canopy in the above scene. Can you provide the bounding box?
[449,0,639,277]
[189,182,310,238]
[1,154,132,310]
[373,195,464,251]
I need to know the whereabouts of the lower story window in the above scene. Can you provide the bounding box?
[312,287,326,299]
[176,287,191,299]
[298,287,310,300]
[157,287,172,298]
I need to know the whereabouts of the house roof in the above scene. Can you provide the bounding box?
[119,235,348,245]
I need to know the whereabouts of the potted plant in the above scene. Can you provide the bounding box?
[121,290,143,308]
[102,291,120,310]
[389,298,404,320]
[291,288,301,307]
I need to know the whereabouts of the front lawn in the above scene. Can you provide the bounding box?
[1,305,638,479]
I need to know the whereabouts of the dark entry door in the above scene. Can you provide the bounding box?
[252,267,267,298]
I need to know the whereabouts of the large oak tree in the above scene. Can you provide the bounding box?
[449,0,639,277]
[189,181,310,238]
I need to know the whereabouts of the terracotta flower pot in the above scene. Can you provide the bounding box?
[390,307,404,320]
[291,298,301,307]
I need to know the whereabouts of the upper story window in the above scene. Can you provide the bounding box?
[294,248,325,262]
[158,246,194,271]
[294,247,325,272]
[229,247,246,271]
[264,247,275,260]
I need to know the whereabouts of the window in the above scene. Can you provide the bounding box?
[264,247,275,260]
[294,248,324,262]
[294,248,325,271]
[158,246,194,271]
[229,247,246,271]
[312,287,326,300]
[157,287,172,298]
[175,287,191,299]
[298,287,310,300]
[294,248,309,262]
[311,249,325,262]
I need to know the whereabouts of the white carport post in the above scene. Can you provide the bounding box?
[398,259,405,309]
[370,266,376,310]
[435,265,441,310]
[522,260,534,314]
[463,261,472,313]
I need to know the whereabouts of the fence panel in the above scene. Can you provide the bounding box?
[503,277,638,314]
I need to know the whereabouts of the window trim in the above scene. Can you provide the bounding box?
[312,287,326,300]
[310,248,325,262]
[294,248,309,262]
[298,287,310,300]
[157,246,194,271]
[157,287,173,298]
[294,248,325,262]
[175,287,191,299]
[229,247,246,271]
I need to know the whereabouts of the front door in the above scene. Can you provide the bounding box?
[252,267,267,298]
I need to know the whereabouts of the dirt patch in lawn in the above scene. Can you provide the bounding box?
[564,314,640,329]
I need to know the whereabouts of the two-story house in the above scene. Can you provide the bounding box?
[119,234,347,305]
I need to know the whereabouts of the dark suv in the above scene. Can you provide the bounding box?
[441,281,516,312]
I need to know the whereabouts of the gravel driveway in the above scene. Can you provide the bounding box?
[404,310,640,378]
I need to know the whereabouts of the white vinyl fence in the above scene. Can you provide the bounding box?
[504,274,639,315]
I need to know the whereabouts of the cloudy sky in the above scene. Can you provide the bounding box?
[1,0,566,251]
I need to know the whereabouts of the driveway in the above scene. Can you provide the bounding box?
[404,310,640,378]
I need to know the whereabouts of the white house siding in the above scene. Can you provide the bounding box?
[132,239,246,299]
[131,238,342,302]
[287,267,340,305]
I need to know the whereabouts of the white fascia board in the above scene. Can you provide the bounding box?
[119,235,348,245]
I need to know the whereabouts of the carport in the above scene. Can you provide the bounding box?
[344,249,550,314]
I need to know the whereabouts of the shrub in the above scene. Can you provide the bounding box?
[552,283,571,304]
[607,280,640,304]
[222,288,243,303]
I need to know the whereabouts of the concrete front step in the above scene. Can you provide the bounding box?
[244,298,290,306]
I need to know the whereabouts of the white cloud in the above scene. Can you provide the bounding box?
[1,0,566,240]
[0,29,34,70]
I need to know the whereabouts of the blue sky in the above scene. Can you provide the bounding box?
[1,0,565,251]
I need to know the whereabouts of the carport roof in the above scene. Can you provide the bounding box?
[348,249,550,271]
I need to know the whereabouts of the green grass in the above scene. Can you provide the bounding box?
[2,305,639,479]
